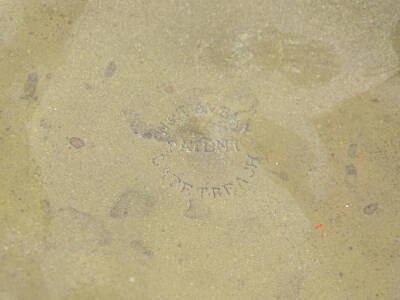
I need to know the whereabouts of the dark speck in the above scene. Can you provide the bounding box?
[40,119,51,129]
[347,144,357,158]
[278,171,289,181]
[105,61,117,78]
[345,164,357,175]
[131,240,153,257]
[109,190,156,218]
[20,72,39,100]
[69,137,85,149]
[363,203,378,215]
[142,131,153,139]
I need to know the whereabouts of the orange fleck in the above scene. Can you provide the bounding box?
[164,86,175,94]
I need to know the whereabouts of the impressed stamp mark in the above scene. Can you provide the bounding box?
[127,100,259,198]
[152,153,260,198]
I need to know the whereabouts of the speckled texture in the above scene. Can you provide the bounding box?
[1,1,400,299]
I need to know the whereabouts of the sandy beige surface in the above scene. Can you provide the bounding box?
[1,0,400,299]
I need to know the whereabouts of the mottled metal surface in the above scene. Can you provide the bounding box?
[1,1,400,299]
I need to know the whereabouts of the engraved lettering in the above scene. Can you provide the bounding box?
[152,154,165,166]
[135,101,259,198]
[216,139,228,152]
[236,177,249,188]
[244,166,256,178]
[159,121,170,132]
[193,140,203,152]
[181,181,193,192]
[165,116,178,126]
[170,173,182,187]
[198,186,209,198]
[205,103,217,113]
[236,120,250,134]
[222,183,234,195]
[151,128,167,140]
[228,140,240,152]
[181,140,192,152]
[218,106,231,119]
[166,139,240,153]
[176,105,190,119]
[194,103,207,114]
[246,154,259,168]
[212,187,223,198]
[204,140,215,152]
[162,169,182,187]
[168,141,177,152]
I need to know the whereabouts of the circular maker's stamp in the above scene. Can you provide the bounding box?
[128,99,260,199]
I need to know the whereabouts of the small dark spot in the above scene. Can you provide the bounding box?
[109,190,156,218]
[104,61,117,78]
[69,137,85,149]
[21,72,39,100]
[278,171,289,181]
[46,73,52,79]
[28,32,34,36]
[338,272,343,278]
[130,240,153,257]
[345,164,357,175]
[142,131,153,139]
[84,83,92,90]
[347,144,358,158]
[41,199,51,214]
[6,127,11,132]
[58,207,91,218]
[127,111,194,143]
[177,243,182,248]
[40,119,51,129]
[184,198,210,219]
[128,114,149,136]
[363,203,378,215]
[110,198,130,218]
[269,169,289,181]
[345,164,358,188]
[370,98,379,103]
[348,246,353,251]
[391,20,400,59]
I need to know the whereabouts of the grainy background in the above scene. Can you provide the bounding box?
[1,0,400,299]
